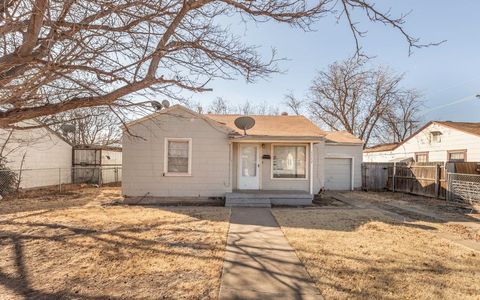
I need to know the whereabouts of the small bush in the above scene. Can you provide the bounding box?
[0,158,18,196]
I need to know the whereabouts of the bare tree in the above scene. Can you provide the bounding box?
[184,100,204,114]
[375,90,423,143]
[283,92,304,115]
[45,108,122,145]
[208,97,231,114]
[234,100,279,115]
[0,0,439,128]
[308,58,422,146]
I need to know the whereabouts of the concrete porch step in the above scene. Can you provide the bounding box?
[225,198,271,208]
[225,191,313,207]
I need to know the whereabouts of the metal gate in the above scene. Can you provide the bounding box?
[447,173,480,205]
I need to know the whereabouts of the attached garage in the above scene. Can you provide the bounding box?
[324,158,352,190]
[323,131,364,191]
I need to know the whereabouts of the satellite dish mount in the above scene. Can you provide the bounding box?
[234,116,255,135]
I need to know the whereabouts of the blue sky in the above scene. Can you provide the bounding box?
[185,1,480,123]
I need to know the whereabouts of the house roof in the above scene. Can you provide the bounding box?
[364,121,480,154]
[74,144,122,152]
[434,121,480,137]
[364,142,400,153]
[206,114,326,138]
[325,131,363,145]
[124,105,237,135]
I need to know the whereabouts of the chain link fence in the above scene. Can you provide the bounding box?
[447,173,480,206]
[0,166,122,197]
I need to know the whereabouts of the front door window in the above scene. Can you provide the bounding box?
[238,144,260,189]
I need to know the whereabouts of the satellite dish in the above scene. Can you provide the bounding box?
[60,124,75,134]
[162,100,170,108]
[234,116,255,135]
[151,101,163,111]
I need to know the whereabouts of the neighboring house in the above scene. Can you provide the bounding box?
[122,105,363,205]
[364,121,480,163]
[0,120,72,188]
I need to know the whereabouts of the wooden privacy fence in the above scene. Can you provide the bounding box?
[362,162,480,199]
[388,162,447,199]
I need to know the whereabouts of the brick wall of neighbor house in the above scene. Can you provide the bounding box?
[364,123,480,163]
[325,144,363,189]
[122,110,232,198]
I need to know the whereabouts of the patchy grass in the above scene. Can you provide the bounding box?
[273,208,480,300]
[0,190,230,299]
[0,186,122,214]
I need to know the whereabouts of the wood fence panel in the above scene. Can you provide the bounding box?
[362,163,391,191]
[362,162,446,199]
[454,162,480,174]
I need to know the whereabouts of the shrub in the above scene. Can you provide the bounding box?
[0,158,18,196]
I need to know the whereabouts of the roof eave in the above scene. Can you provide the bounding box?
[229,135,324,142]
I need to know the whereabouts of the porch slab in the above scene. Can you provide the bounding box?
[226,190,313,207]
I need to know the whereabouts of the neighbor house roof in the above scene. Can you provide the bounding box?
[363,142,399,153]
[434,121,480,137]
[74,144,122,152]
[206,114,327,138]
[363,120,480,154]
[325,131,363,145]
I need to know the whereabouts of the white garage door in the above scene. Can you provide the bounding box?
[324,158,352,190]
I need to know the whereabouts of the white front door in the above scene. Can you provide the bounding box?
[238,144,260,190]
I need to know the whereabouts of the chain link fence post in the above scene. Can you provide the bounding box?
[58,168,62,192]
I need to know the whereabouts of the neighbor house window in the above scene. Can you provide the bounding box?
[415,152,429,163]
[447,150,466,162]
[272,145,307,179]
[430,131,442,143]
[164,138,192,175]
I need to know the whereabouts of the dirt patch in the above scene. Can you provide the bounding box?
[348,191,480,220]
[0,187,122,214]
[273,208,480,299]
[313,194,349,207]
[0,205,230,299]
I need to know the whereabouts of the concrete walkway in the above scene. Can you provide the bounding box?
[219,208,322,300]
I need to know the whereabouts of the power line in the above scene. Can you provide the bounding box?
[423,93,479,114]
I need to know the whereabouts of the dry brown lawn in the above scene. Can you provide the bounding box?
[273,207,480,300]
[0,188,230,299]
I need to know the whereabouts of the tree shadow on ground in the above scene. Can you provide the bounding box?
[0,206,229,299]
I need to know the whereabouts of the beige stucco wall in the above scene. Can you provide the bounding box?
[325,143,363,189]
[122,109,232,197]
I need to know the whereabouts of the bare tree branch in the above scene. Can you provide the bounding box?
[0,0,437,127]
[308,57,422,147]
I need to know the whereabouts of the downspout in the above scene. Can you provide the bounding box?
[309,142,314,195]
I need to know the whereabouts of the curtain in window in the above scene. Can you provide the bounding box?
[272,146,306,178]
[449,152,465,162]
[168,141,189,172]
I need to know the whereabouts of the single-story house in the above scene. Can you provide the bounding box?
[122,105,363,205]
[0,120,72,188]
[363,121,480,163]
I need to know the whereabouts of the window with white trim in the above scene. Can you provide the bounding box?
[165,138,192,175]
[272,145,307,179]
